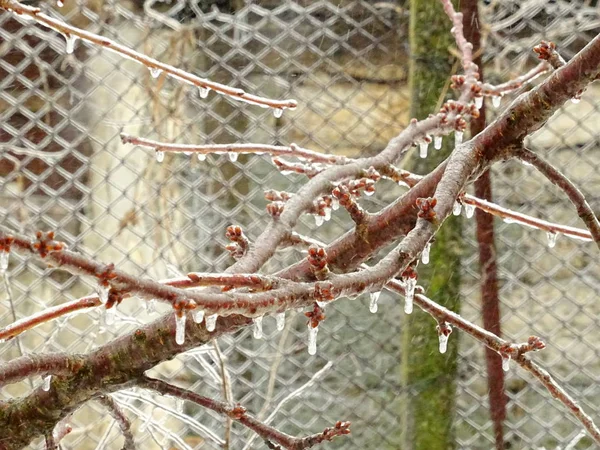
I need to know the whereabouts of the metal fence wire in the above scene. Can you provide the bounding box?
[1,0,600,449]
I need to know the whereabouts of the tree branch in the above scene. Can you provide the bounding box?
[96,394,136,450]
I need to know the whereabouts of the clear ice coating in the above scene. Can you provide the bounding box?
[0,250,8,273]
[492,95,502,108]
[176,398,184,413]
[464,203,475,219]
[273,108,283,119]
[275,312,285,331]
[571,97,581,104]
[253,316,263,339]
[146,299,156,314]
[369,291,381,313]
[42,375,52,392]
[199,86,210,99]
[452,201,462,216]
[315,215,324,226]
[546,231,558,248]
[194,309,205,324]
[439,333,449,354]
[64,34,77,55]
[228,152,238,162]
[150,67,162,79]
[307,324,318,355]
[419,141,428,158]
[455,131,463,146]
[475,96,483,109]
[57,0,64,6]
[434,135,442,150]
[331,198,340,211]
[421,242,431,265]
[175,313,186,345]
[502,355,511,372]
[97,283,109,304]
[155,150,165,163]
[197,153,206,161]
[104,305,115,326]
[206,314,218,332]
[404,276,416,314]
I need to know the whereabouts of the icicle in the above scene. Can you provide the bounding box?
[0,250,9,273]
[315,215,324,226]
[206,314,218,332]
[175,313,186,345]
[369,291,381,313]
[199,86,210,99]
[57,0,64,6]
[455,131,463,146]
[571,97,581,104]
[155,150,165,163]
[502,355,511,372]
[439,333,449,354]
[452,201,462,216]
[421,242,431,265]
[275,312,285,331]
[228,152,238,162]
[104,306,115,326]
[307,324,318,355]
[316,301,327,308]
[464,203,475,219]
[547,231,558,248]
[419,141,428,158]
[323,208,332,222]
[253,316,263,339]
[475,96,483,109]
[150,67,162,79]
[176,399,184,413]
[97,283,109,304]
[492,95,502,108]
[64,34,77,55]
[404,277,416,314]
[331,198,340,211]
[273,108,283,119]
[197,153,206,161]
[434,135,442,150]
[42,375,52,391]
[194,310,205,324]
[364,189,375,197]
[146,299,156,314]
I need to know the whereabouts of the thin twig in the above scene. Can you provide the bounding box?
[96,395,136,450]
[0,0,296,111]
[212,341,234,450]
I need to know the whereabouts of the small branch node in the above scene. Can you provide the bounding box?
[332,185,366,224]
[533,40,566,69]
[31,231,66,258]
[266,201,285,219]
[305,301,326,328]
[225,225,249,259]
[307,246,330,280]
[416,197,438,222]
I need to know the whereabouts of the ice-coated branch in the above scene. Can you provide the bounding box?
[120,134,347,165]
[139,377,350,450]
[96,395,136,450]
[0,0,297,111]
[533,40,567,69]
[0,353,86,386]
[515,147,600,247]
[480,61,551,96]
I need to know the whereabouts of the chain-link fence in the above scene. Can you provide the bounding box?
[1,1,599,449]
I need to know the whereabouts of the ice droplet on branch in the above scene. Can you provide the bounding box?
[42,375,52,391]
[315,215,324,226]
[175,313,186,345]
[453,201,462,216]
[273,108,283,119]
[464,203,475,219]
[97,283,109,304]
[492,95,502,108]
[194,310,205,324]
[404,277,416,314]
[228,152,238,162]
[419,141,428,159]
[155,150,165,163]
[197,153,206,161]
[571,97,581,104]
[206,314,218,332]
[150,67,162,79]
[455,131,463,146]
[434,135,443,150]
[199,86,210,98]
[421,242,431,265]
[57,0,64,6]
[64,34,77,55]
[502,355,511,372]
[547,231,558,248]
[275,312,286,331]
[439,333,449,354]
[475,96,483,109]
[369,291,381,313]
[146,299,156,315]
[307,324,318,355]
[0,250,9,273]
[253,316,263,339]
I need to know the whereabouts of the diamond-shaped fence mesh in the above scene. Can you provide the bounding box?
[0,1,599,449]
